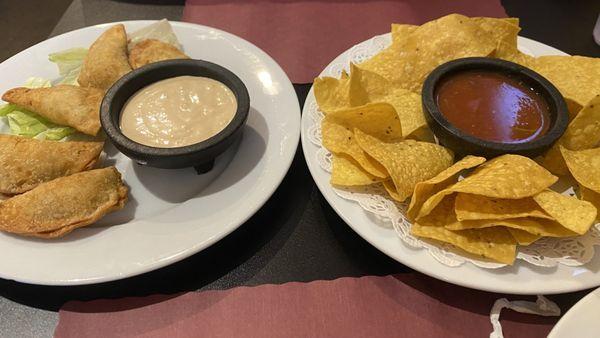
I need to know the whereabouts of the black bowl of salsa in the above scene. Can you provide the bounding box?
[422,57,568,158]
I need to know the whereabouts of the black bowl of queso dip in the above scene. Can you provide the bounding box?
[422,57,568,158]
[101,59,250,173]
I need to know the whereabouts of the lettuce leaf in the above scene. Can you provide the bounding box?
[128,19,181,50]
[48,47,88,85]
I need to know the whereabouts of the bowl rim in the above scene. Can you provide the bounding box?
[100,58,250,158]
[421,57,569,153]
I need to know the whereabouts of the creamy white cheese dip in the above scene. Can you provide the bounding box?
[120,76,237,148]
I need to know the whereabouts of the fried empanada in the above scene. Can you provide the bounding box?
[0,167,128,238]
[2,85,103,135]
[0,135,103,194]
[78,24,132,90]
[128,38,189,69]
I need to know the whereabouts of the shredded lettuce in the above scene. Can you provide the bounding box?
[48,47,88,85]
[128,19,181,50]
[0,103,18,117]
[23,76,52,88]
[0,77,75,140]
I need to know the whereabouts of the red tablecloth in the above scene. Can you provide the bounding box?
[55,274,556,338]
[183,0,507,83]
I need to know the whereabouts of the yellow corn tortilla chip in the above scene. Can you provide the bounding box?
[492,40,535,67]
[407,156,486,220]
[330,154,383,186]
[540,146,570,176]
[321,118,388,178]
[414,194,458,228]
[445,217,577,238]
[391,23,418,45]
[532,56,600,108]
[533,190,597,235]
[454,193,552,222]
[361,14,496,92]
[565,97,583,122]
[354,129,454,202]
[471,17,520,48]
[382,180,403,202]
[383,89,428,138]
[411,223,516,264]
[347,63,389,105]
[348,64,428,138]
[313,72,351,114]
[418,155,558,219]
[580,186,600,222]
[507,228,541,246]
[327,103,403,142]
[561,146,600,192]
[560,95,600,150]
[540,91,600,175]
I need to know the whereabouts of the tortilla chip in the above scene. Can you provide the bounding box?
[331,154,383,186]
[532,56,600,108]
[561,146,600,192]
[418,155,557,219]
[580,186,600,222]
[492,40,535,67]
[414,194,457,227]
[321,118,388,177]
[354,129,454,201]
[361,14,496,92]
[471,17,520,48]
[348,65,428,138]
[507,228,541,246]
[561,95,600,150]
[411,222,516,264]
[407,155,486,220]
[540,146,569,176]
[314,73,351,114]
[445,217,577,238]
[454,193,552,221]
[391,23,418,45]
[348,63,390,105]
[327,103,403,142]
[533,190,597,234]
[383,180,403,202]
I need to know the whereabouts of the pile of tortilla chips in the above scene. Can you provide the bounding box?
[314,14,600,264]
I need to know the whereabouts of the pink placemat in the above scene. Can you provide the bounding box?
[55,274,556,338]
[182,0,507,83]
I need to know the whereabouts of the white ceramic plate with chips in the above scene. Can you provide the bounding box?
[301,33,600,295]
[0,21,300,285]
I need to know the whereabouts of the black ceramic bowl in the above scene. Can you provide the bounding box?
[101,59,250,173]
[422,57,568,158]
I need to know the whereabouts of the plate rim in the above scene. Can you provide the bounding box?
[548,287,600,337]
[0,20,300,285]
[301,33,600,295]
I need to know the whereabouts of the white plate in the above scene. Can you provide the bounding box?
[549,287,600,337]
[302,35,600,295]
[0,21,300,285]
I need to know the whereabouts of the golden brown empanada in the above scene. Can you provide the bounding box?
[0,167,128,238]
[2,85,103,135]
[0,134,103,194]
[78,24,132,90]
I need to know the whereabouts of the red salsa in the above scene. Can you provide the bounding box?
[435,70,550,143]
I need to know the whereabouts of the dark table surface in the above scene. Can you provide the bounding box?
[0,0,599,337]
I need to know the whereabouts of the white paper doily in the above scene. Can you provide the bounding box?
[306,34,600,269]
